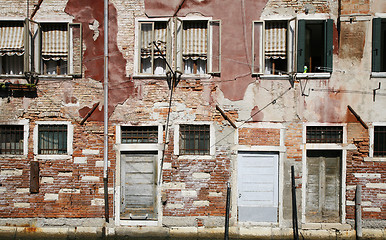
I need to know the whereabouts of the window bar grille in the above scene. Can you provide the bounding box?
[38,125,67,154]
[121,126,158,144]
[306,126,343,143]
[0,125,23,155]
[180,125,209,155]
[374,126,386,157]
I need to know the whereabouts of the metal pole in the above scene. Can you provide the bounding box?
[103,0,109,223]
[355,185,362,239]
[224,182,231,240]
[291,166,299,240]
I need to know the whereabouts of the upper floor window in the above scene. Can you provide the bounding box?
[252,19,333,75]
[0,125,24,155]
[297,20,333,73]
[179,124,210,155]
[374,126,386,157]
[306,126,343,143]
[139,21,168,75]
[135,18,221,77]
[252,20,295,75]
[372,18,386,73]
[121,126,158,144]
[0,21,24,75]
[0,19,82,77]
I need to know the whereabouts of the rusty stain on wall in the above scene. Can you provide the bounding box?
[65,0,137,120]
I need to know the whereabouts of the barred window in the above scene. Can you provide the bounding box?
[306,126,343,143]
[121,126,158,144]
[374,126,386,157]
[0,125,24,155]
[38,125,67,154]
[180,125,210,155]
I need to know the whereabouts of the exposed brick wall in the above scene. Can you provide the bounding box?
[341,0,370,15]
[238,128,280,146]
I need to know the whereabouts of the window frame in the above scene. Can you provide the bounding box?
[252,18,296,77]
[0,19,27,77]
[296,18,333,76]
[33,121,73,158]
[38,21,83,77]
[133,17,221,78]
[0,119,29,156]
[174,122,215,156]
[369,123,386,158]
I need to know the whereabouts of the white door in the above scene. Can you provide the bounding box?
[120,152,157,220]
[237,152,279,222]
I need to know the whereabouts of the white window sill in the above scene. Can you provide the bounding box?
[258,74,290,80]
[38,75,74,80]
[371,72,386,78]
[133,74,212,80]
[133,74,168,79]
[296,73,331,79]
[177,155,214,160]
[35,154,72,160]
[0,154,28,159]
[0,75,26,79]
[118,220,158,226]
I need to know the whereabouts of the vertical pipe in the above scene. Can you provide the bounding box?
[291,166,299,240]
[355,185,362,239]
[103,0,109,223]
[224,182,230,240]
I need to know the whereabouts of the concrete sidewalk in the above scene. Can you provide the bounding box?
[0,226,385,240]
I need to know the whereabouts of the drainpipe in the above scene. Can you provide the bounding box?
[103,0,109,223]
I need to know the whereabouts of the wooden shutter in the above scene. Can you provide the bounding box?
[24,19,41,74]
[252,21,264,75]
[208,20,221,74]
[287,18,296,73]
[324,19,333,73]
[372,18,382,72]
[296,20,305,73]
[68,23,82,77]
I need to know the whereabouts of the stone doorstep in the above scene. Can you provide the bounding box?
[0,226,384,239]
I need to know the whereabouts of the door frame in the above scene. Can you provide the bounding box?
[235,122,286,227]
[114,124,163,226]
[301,123,348,225]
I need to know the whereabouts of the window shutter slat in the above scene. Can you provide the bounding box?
[297,20,305,73]
[372,18,382,72]
[325,19,333,73]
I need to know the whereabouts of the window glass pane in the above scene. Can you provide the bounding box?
[180,125,209,155]
[374,126,386,157]
[0,125,23,155]
[38,125,67,154]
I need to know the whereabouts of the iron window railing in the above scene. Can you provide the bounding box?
[306,126,343,143]
[121,126,158,144]
[180,125,210,155]
[38,124,67,154]
[374,126,386,157]
[0,125,24,155]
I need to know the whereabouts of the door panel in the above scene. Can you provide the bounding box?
[120,152,157,220]
[238,153,279,222]
[306,150,341,223]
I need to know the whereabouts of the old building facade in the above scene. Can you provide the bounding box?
[0,0,385,238]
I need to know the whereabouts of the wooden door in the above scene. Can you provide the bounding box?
[306,150,341,223]
[120,152,157,220]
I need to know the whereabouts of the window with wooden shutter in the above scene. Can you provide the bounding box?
[0,21,25,75]
[297,19,333,73]
[372,18,386,73]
